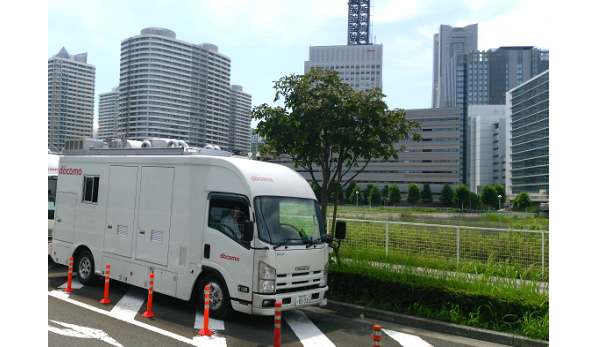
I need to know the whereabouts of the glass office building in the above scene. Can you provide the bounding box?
[506,70,549,196]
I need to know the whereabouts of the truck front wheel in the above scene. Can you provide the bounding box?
[199,274,232,320]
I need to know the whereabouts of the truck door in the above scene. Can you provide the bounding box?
[53,192,77,243]
[204,193,254,303]
[135,166,174,266]
[103,166,138,258]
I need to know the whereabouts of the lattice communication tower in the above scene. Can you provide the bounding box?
[347,0,371,45]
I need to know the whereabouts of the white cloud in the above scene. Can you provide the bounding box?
[373,0,421,23]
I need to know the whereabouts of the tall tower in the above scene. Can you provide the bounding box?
[48,47,96,151]
[347,0,371,45]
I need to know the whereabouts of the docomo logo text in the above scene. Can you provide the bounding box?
[220,253,239,262]
[59,166,82,176]
[251,176,273,182]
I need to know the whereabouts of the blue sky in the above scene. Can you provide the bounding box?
[46,0,552,128]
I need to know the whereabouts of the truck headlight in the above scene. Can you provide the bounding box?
[258,261,276,294]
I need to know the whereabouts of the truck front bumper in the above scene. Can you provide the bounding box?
[249,286,328,315]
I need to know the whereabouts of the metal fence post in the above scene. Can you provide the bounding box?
[385,222,389,258]
[541,231,545,275]
[456,226,460,268]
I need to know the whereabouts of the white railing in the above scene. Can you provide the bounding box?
[327,218,549,274]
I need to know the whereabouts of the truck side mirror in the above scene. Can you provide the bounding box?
[322,233,333,244]
[243,221,254,242]
[335,221,346,240]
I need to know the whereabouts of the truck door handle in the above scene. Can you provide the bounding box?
[56,218,61,222]
[140,230,145,234]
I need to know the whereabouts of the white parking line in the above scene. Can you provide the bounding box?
[58,277,84,290]
[283,310,335,346]
[193,308,227,346]
[383,328,433,347]
[110,287,146,321]
[48,290,204,346]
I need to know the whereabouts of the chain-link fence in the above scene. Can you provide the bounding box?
[328,218,549,275]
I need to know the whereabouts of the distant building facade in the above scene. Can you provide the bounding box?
[48,47,96,151]
[506,70,549,199]
[270,108,461,198]
[468,105,507,194]
[443,46,549,187]
[117,27,250,151]
[97,87,119,140]
[432,24,478,109]
[304,44,383,92]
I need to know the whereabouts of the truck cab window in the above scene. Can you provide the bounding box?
[208,197,249,242]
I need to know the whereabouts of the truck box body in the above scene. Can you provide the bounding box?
[50,147,329,316]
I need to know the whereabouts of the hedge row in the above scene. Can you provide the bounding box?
[328,266,548,336]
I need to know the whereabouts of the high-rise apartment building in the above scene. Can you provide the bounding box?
[97,87,119,140]
[48,47,96,151]
[506,70,549,199]
[228,85,252,152]
[432,24,478,109]
[304,44,382,92]
[117,28,250,151]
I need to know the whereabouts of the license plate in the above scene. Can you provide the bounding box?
[296,295,309,306]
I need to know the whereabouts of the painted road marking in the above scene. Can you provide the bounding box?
[110,287,146,321]
[383,328,433,347]
[284,309,335,346]
[49,320,124,347]
[58,277,84,290]
[49,290,201,346]
[193,307,227,346]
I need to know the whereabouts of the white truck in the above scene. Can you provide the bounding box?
[49,138,344,319]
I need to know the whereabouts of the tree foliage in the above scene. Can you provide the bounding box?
[407,183,420,204]
[388,184,401,205]
[421,183,433,203]
[513,191,532,210]
[481,185,499,209]
[453,184,470,210]
[251,67,421,234]
[440,184,454,207]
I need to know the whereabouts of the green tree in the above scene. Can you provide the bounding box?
[369,185,382,206]
[311,182,321,202]
[345,181,358,203]
[513,191,532,210]
[469,192,481,210]
[406,183,420,204]
[494,184,506,207]
[388,184,401,205]
[440,184,454,207]
[349,185,361,205]
[421,183,433,203]
[481,185,499,209]
[453,184,470,211]
[251,67,421,235]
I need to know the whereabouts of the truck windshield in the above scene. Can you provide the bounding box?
[254,196,325,246]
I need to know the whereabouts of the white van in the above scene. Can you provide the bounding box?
[49,139,339,318]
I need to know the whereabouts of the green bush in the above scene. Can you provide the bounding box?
[328,263,548,340]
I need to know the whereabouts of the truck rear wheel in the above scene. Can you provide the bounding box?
[199,274,232,320]
[76,250,98,285]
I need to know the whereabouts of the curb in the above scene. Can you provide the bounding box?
[327,300,549,347]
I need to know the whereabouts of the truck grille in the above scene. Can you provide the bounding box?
[276,270,322,294]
